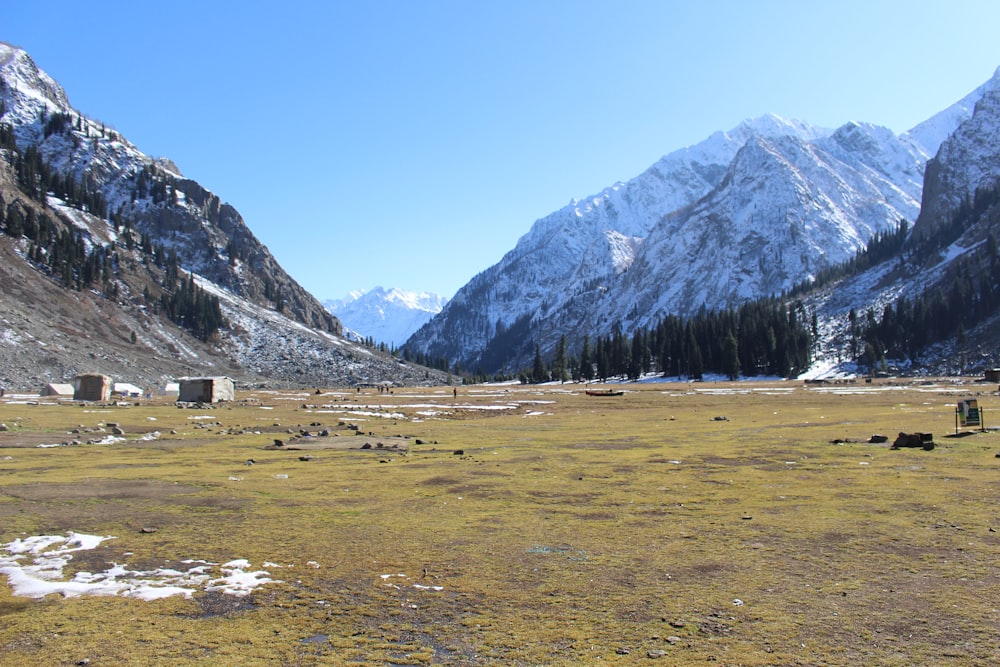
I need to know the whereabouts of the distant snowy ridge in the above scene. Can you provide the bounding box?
[324,287,447,347]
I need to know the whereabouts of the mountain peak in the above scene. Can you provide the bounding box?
[0,42,70,114]
[737,113,830,142]
[325,288,447,346]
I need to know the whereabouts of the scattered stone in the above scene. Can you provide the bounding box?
[615,647,631,655]
[891,432,934,450]
[111,426,125,436]
[647,649,668,658]
[666,636,682,645]
[361,443,372,449]
[453,450,465,456]
[0,423,7,431]
[245,458,256,466]
[669,620,686,628]
[139,527,157,534]
[868,434,888,443]
[712,415,728,421]
[298,455,313,462]
[273,439,284,447]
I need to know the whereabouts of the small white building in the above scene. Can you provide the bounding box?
[113,382,144,398]
[41,383,74,397]
[177,377,235,403]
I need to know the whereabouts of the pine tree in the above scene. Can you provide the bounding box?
[722,333,740,381]
[579,334,593,381]
[531,344,547,384]
[551,335,568,383]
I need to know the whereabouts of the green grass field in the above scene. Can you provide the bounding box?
[1,379,999,666]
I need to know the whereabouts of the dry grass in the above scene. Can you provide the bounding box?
[1,380,999,665]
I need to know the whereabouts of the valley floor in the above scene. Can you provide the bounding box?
[1,379,998,665]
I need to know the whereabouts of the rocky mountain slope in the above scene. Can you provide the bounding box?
[324,287,447,348]
[405,71,1000,375]
[805,74,1000,376]
[0,43,447,390]
[0,44,334,333]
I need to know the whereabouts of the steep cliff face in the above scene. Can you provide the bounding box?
[0,43,338,334]
[914,69,1000,240]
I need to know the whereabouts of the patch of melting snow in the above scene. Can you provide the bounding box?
[0,533,280,600]
[345,410,406,419]
[380,572,444,592]
[90,435,125,445]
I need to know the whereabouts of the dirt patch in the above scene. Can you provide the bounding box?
[0,479,248,534]
[0,432,87,448]
[1,479,202,501]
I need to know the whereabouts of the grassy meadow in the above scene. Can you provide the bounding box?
[1,379,999,666]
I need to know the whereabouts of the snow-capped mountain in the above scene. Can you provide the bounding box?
[604,122,924,323]
[323,287,447,347]
[405,114,836,370]
[405,71,996,374]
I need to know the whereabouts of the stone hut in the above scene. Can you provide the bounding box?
[74,374,113,401]
[177,377,235,403]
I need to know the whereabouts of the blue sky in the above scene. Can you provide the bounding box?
[7,1,1000,300]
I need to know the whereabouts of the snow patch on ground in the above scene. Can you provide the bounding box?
[0,532,279,600]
